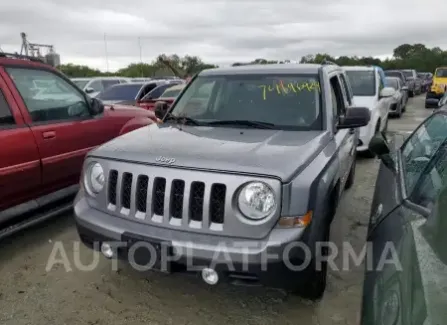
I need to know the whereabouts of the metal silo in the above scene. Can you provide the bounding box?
[45,51,61,67]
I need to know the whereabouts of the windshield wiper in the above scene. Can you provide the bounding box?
[205,120,275,129]
[163,114,200,125]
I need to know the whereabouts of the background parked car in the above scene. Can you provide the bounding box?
[344,65,395,157]
[96,81,168,106]
[384,70,409,106]
[0,55,157,238]
[418,72,432,92]
[131,78,152,83]
[400,69,422,97]
[361,110,447,325]
[437,91,447,109]
[71,77,130,97]
[426,67,447,108]
[385,76,407,117]
[137,82,185,110]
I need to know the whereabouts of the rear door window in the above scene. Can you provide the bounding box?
[88,80,103,92]
[101,79,120,90]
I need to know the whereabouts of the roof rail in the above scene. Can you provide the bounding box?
[0,52,45,63]
[321,59,338,66]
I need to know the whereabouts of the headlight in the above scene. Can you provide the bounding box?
[237,182,276,220]
[84,162,105,195]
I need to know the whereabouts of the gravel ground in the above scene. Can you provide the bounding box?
[0,95,432,325]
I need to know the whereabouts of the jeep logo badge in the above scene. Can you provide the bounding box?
[155,156,176,164]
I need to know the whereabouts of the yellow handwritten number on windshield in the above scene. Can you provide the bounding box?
[259,81,320,100]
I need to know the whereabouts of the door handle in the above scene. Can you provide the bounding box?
[42,131,56,139]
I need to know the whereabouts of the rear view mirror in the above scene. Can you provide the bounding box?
[337,107,371,129]
[154,101,169,119]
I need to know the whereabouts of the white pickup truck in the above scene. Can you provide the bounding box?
[344,66,396,157]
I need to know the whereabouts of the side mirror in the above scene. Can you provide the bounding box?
[337,107,371,129]
[85,87,95,94]
[401,86,408,91]
[154,101,169,119]
[379,87,395,98]
[369,133,396,172]
[369,133,390,156]
[89,97,104,115]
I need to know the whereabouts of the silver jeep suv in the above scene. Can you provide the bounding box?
[74,63,370,299]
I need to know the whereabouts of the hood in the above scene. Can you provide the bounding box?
[433,77,447,85]
[103,104,156,119]
[352,96,377,110]
[431,78,447,93]
[101,99,136,106]
[91,124,331,182]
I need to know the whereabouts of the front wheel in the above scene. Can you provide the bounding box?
[345,155,356,189]
[290,212,332,300]
[395,102,402,118]
[409,90,414,97]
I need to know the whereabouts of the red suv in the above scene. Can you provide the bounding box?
[0,54,156,238]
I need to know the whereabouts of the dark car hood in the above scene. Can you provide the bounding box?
[91,123,331,182]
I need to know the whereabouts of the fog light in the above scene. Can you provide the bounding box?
[101,242,114,259]
[201,268,219,285]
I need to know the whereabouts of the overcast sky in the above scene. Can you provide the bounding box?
[1,0,446,71]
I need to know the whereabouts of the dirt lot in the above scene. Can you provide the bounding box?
[0,96,432,325]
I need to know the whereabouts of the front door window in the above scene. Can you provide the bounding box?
[6,67,90,122]
[401,113,447,196]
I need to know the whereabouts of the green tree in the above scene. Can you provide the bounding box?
[57,54,217,78]
[296,44,447,73]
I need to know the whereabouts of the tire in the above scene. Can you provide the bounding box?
[395,102,402,118]
[402,100,406,112]
[409,90,414,97]
[345,154,356,189]
[291,202,333,300]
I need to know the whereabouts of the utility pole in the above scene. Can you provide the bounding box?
[138,37,143,77]
[138,37,142,63]
[104,33,109,72]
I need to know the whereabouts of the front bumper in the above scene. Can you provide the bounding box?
[426,92,444,107]
[74,193,313,289]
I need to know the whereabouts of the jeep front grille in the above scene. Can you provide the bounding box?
[107,170,227,227]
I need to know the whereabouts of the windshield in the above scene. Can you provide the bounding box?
[386,78,399,90]
[435,69,447,78]
[346,71,376,96]
[72,80,89,89]
[385,71,402,80]
[169,74,322,130]
[97,84,142,100]
[160,86,184,98]
[403,70,413,78]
